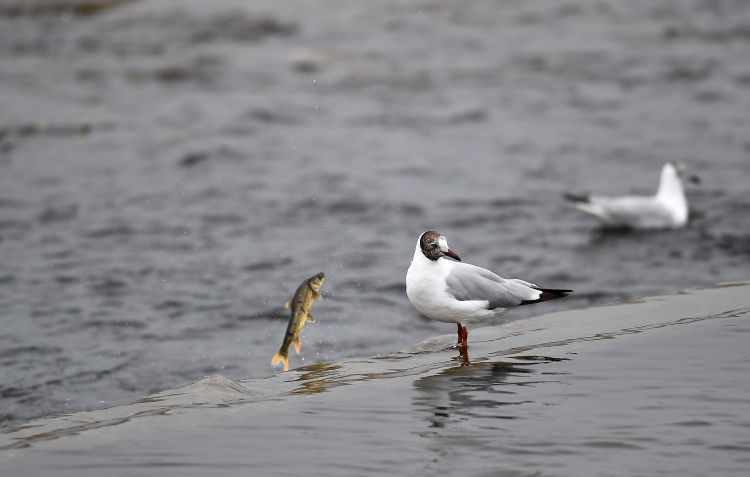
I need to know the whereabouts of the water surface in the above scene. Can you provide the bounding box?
[1,0,750,427]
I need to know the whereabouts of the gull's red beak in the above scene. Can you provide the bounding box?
[444,249,461,261]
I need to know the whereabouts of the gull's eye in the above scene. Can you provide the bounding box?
[430,242,437,249]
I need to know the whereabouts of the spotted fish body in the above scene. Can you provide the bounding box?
[271,272,325,371]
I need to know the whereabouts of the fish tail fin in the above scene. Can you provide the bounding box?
[271,351,289,371]
[293,335,301,353]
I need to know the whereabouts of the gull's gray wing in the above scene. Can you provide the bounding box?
[445,262,540,309]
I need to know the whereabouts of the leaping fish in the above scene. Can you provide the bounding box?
[271,272,325,371]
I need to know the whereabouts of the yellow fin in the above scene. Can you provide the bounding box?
[271,352,289,371]
[306,313,315,323]
[293,335,301,353]
[314,291,323,301]
[285,301,291,309]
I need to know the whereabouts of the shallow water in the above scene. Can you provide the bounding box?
[1,0,750,427]
[1,283,749,476]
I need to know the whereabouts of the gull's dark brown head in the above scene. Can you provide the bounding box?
[419,230,461,262]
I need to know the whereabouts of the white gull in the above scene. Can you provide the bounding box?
[405,231,572,351]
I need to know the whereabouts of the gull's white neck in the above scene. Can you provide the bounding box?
[656,164,688,225]
[657,165,685,200]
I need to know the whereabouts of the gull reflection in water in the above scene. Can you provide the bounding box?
[412,360,542,429]
[411,357,567,474]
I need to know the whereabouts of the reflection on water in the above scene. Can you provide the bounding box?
[294,362,343,395]
[411,358,570,475]
[412,357,563,429]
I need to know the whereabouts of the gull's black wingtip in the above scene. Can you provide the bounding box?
[521,288,573,306]
[542,288,573,298]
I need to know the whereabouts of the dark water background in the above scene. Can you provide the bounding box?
[1,0,749,427]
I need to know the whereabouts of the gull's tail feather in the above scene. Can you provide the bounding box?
[564,192,610,221]
[521,288,573,306]
[564,192,590,204]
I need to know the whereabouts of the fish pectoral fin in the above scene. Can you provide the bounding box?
[285,301,291,309]
[293,335,301,354]
[314,291,323,301]
[306,313,316,323]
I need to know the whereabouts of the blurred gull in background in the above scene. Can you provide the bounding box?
[565,162,700,230]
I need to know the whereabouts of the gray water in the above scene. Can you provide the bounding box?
[1,0,750,429]
[1,283,749,476]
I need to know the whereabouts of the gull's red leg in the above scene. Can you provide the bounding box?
[459,345,470,366]
[460,326,470,365]
[456,323,462,346]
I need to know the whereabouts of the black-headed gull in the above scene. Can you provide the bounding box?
[565,162,700,230]
[405,231,572,351]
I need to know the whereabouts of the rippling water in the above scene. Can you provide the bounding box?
[1,0,750,428]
